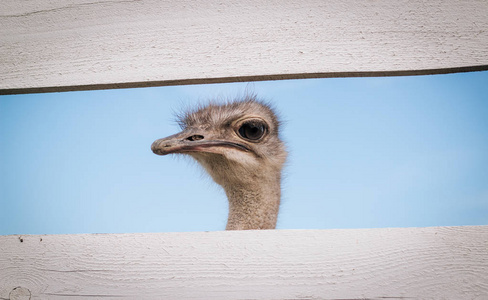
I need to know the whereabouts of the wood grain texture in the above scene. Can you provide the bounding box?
[0,226,487,299]
[1,0,488,94]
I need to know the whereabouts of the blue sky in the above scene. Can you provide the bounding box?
[1,71,487,235]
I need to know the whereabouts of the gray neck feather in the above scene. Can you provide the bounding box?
[224,176,281,230]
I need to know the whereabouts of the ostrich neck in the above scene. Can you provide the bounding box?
[224,176,281,230]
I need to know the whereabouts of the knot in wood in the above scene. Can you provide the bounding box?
[9,287,31,300]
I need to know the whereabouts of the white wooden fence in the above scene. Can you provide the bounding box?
[1,0,488,299]
[1,227,487,299]
[2,0,487,94]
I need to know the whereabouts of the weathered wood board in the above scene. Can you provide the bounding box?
[1,0,488,94]
[1,226,487,299]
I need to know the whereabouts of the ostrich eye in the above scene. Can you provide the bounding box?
[238,121,267,141]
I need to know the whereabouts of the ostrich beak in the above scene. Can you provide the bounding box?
[151,129,250,156]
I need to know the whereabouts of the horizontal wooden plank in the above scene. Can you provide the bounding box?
[0,226,487,299]
[1,0,488,94]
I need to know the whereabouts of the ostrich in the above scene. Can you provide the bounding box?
[151,96,287,230]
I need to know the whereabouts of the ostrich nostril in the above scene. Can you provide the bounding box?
[187,135,204,141]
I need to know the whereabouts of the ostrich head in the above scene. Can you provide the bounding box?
[151,95,287,230]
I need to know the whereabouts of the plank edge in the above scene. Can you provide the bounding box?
[2,65,487,95]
